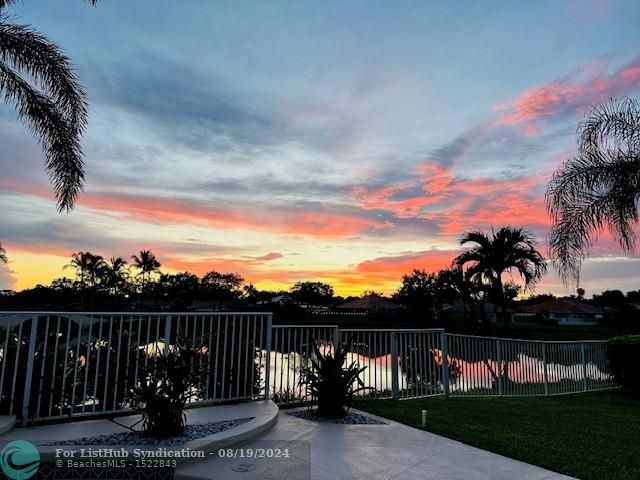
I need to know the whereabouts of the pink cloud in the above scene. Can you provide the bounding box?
[496,57,640,135]
[0,178,385,240]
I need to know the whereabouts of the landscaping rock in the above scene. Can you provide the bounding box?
[287,409,385,424]
[47,417,254,447]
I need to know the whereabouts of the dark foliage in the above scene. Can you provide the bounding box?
[129,336,208,437]
[299,341,369,417]
[605,335,640,398]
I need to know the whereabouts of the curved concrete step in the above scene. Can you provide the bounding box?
[6,401,279,468]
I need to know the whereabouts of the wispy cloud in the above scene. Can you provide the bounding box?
[494,56,640,135]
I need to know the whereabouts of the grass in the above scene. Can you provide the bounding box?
[354,392,640,480]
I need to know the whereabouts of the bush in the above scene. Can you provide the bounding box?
[299,341,370,417]
[605,335,640,398]
[129,336,208,437]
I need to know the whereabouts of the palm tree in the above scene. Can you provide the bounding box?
[435,266,482,324]
[546,97,640,285]
[131,250,161,291]
[101,256,129,295]
[0,242,6,263]
[0,0,98,211]
[65,251,104,307]
[66,251,91,288]
[454,226,547,325]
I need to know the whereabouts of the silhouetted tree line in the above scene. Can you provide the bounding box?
[1,238,638,327]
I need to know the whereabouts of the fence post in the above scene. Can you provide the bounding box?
[390,332,399,400]
[164,314,172,355]
[542,342,549,396]
[21,315,39,425]
[333,326,341,351]
[441,331,450,398]
[580,343,587,392]
[496,338,503,396]
[264,314,273,400]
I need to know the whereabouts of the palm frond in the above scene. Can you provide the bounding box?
[0,21,87,131]
[0,0,99,8]
[546,98,640,285]
[0,63,84,211]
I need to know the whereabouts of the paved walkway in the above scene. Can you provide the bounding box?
[176,408,577,480]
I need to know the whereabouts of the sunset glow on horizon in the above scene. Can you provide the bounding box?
[2,1,640,297]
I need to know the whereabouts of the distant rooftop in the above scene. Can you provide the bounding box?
[337,295,399,312]
[518,297,602,315]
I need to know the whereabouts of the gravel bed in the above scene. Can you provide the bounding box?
[288,409,386,425]
[48,417,254,447]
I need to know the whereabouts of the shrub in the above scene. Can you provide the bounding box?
[605,335,640,398]
[129,336,208,437]
[299,341,370,417]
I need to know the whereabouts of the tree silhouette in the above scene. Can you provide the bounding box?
[0,242,6,263]
[101,256,129,295]
[66,251,104,307]
[132,250,161,291]
[454,226,546,325]
[0,0,99,211]
[547,97,640,285]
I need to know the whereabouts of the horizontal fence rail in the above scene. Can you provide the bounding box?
[265,327,617,405]
[444,334,616,396]
[0,313,618,424]
[0,312,271,424]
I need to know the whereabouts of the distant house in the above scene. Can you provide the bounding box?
[513,297,603,325]
[337,295,400,313]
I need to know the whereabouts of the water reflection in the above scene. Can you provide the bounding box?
[265,343,614,400]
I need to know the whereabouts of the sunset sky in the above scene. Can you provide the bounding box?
[1,0,640,296]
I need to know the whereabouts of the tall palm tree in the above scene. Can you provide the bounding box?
[131,250,161,291]
[0,241,6,263]
[454,226,547,325]
[101,256,129,295]
[66,251,91,288]
[547,97,640,285]
[0,0,97,211]
[65,250,104,307]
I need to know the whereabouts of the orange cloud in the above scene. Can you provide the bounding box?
[357,249,458,276]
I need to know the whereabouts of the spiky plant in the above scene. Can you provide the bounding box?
[299,341,369,418]
[129,336,208,438]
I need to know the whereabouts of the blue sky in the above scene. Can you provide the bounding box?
[1,0,640,295]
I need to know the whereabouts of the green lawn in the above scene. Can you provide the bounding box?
[354,392,640,480]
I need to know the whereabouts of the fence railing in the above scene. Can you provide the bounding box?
[444,334,616,396]
[0,313,617,425]
[0,312,271,424]
[265,327,617,403]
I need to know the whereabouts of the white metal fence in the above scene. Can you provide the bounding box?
[444,334,616,396]
[0,312,271,424]
[265,327,617,403]
[0,313,618,425]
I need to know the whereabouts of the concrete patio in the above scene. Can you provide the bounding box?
[175,408,577,480]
